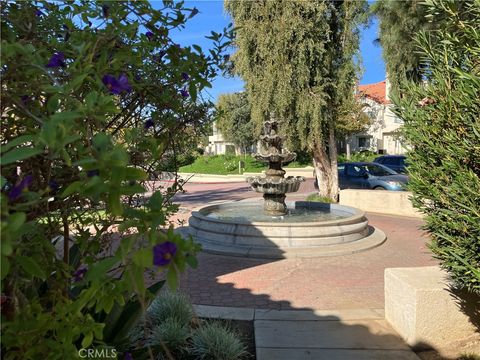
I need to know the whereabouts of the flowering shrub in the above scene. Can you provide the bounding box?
[223,160,237,172]
[0,1,231,358]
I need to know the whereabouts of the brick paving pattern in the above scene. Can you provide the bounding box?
[164,180,436,310]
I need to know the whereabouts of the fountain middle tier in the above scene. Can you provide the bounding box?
[253,152,296,164]
[247,175,305,194]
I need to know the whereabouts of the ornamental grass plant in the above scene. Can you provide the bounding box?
[129,291,250,360]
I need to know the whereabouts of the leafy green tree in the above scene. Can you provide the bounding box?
[0,1,230,357]
[225,0,368,200]
[215,92,255,156]
[337,96,372,159]
[391,0,480,293]
[371,0,432,94]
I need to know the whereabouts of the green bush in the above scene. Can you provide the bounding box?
[148,318,189,350]
[306,193,336,203]
[147,291,194,327]
[190,322,248,360]
[129,292,250,359]
[0,0,233,356]
[393,0,480,293]
[338,151,377,163]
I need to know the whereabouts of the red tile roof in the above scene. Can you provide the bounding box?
[358,80,389,104]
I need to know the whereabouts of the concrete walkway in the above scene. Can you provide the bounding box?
[194,305,420,359]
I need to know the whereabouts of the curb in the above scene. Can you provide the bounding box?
[193,304,385,322]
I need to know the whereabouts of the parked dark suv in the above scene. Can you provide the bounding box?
[373,155,407,174]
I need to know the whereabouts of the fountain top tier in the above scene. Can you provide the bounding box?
[246,117,305,216]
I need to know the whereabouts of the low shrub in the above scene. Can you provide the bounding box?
[129,291,250,359]
[338,151,377,163]
[146,291,194,327]
[306,193,336,203]
[148,318,189,350]
[190,322,248,360]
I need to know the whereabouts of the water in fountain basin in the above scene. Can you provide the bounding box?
[202,203,351,223]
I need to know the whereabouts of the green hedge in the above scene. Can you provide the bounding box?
[393,0,480,293]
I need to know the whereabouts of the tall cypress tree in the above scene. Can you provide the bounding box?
[371,0,432,94]
[225,0,368,200]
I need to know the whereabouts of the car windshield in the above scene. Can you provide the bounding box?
[362,164,397,176]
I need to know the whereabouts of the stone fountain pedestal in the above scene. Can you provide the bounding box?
[246,119,305,215]
[183,116,387,259]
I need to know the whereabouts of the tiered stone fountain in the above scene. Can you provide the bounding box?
[246,119,305,216]
[185,117,386,259]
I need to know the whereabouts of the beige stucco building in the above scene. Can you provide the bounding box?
[347,80,406,155]
[205,122,236,155]
[205,122,257,155]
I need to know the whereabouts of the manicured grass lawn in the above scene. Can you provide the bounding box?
[179,155,312,175]
[179,153,376,175]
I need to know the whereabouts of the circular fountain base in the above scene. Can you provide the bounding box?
[187,200,386,259]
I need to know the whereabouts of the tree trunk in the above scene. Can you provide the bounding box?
[345,136,351,160]
[312,139,339,201]
[328,125,339,200]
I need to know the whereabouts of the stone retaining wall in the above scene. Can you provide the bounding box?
[385,266,480,350]
[339,189,422,218]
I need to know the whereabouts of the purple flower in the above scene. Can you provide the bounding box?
[144,119,154,129]
[145,31,154,40]
[153,242,177,266]
[48,179,59,193]
[46,52,65,68]
[181,72,190,81]
[154,50,166,63]
[73,267,87,282]
[180,87,189,98]
[87,169,99,177]
[35,9,44,17]
[102,74,132,95]
[124,353,133,360]
[20,95,30,105]
[8,175,33,201]
[102,4,109,18]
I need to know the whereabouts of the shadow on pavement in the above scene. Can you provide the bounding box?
[159,180,459,359]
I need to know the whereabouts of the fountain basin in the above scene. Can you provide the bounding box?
[187,200,386,258]
[246,176,305,194]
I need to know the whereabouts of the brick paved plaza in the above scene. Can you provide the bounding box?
[164,180,437,311]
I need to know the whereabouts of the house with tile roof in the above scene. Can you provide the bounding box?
[347,79,406,155]
[207,79,406,157]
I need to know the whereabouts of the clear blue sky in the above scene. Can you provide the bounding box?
[155,1,385,101]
